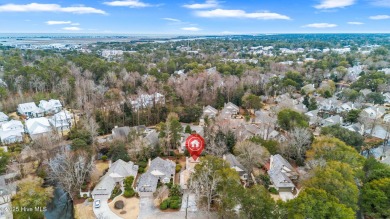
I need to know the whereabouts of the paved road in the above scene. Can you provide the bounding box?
[93,199,123,219]
[180,193,197,212]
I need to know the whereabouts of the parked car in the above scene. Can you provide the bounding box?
[94,199,101,208]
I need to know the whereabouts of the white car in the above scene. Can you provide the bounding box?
[94,199,101,208]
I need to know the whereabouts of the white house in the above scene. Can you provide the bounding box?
[91,159,138,200]
[25,117,52,140]
[0,112,8,123]
[49,110,73,132]
[17,102,44,118]
[131,92,165,110]
[38,99,62,114]
[0,130,23,144]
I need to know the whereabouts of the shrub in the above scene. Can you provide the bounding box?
[88,198,93,202]
[123,189,135,198]
[269,187,279,194]
[175,164,182,173]
[160,200,169,210]
[170,199,181,209]
[101,155,108,161]
[138,167,145,173]
[83,194,88,199]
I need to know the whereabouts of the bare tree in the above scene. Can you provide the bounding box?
[287,127,312,164]
[47,149,94,200]
[233,141,270,176]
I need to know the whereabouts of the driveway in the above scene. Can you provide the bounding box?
[180,192,197,212]
[93,199,123,219]
[137,193,158,219]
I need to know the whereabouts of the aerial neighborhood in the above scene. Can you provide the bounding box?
[0,33,389,219]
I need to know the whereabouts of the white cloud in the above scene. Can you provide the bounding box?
[314,0,355,9]
[0,3,106,14]
[183,0,218,9]
[302,23,337,28]
[195,9,291,20]
[369,14,390,19]
[347,21,364,25]
[71,23,80,26]
[163,18,181,22]
[103,0,152,8]
[370,0,390,7]
[62,27,82,31]
[181,27,201,31]
[46,21,72,25]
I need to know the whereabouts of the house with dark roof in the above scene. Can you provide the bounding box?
[268,154,298,193]
[91,159,138,200]
[136,157,176,194]
[223,153,248,181]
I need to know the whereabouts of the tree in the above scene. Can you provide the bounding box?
[184,125,192,134]
[0,148,10,174]
[305,161,359,211]
[108,141,130,162]
[306,136,365,169]
[308,97,317,111]
[242,93,262,110]
[47,149,94,200]
[71,138,89,151]
[321,125,364,151]
[286,127,312,165]
[189,156,240,212]
[366,92,385,104]
[234,141,269,177]
[345,109,361,123]
[284,188,355,219]
[361,178,390,218]
[250,137,279,155]
[179,105,202,123]
[12,176,54,219]
[277,109,309,131]
[238,185,276,219]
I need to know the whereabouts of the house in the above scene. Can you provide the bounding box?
[237,124,261,140]
[268,154,298,194]
[91,159,138,200]
[305,110,320,126]
[202,105,218,119]
[112,126,131,141]
[38,99,62,114]
[136,157,176,193]
[0,130,23,144]
[1,120,24,133]
[220,102,239,119]
[338,102,356,113]
[383,93,390,103]
[361,106,386,119]
[144,129,159,147]
[0,112,8,123]
[49,110,72,132]
[343,123,365,135]
[17,102,44,118]
[360,89,372,97]
[302,84,315,94]
[131,92,165,110]
[321,115,343,127]
[25,117,52,140]
[223,153,248,181]
[384,114,390,123]
[318,98,341,112]
[365,125,389,140]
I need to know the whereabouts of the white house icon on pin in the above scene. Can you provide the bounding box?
[191,139,200,149]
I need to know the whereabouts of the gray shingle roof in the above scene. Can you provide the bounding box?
[268,154,296,189]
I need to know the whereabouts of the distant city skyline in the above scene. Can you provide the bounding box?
[0,0,389,34]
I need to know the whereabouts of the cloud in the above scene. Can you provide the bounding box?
[370,0,390,7]
[46,21,72,25]
[302,23,337,28]
[369,14,390,19]
[314,0,355,9]
[183,0,218,9]
[0,3,106,14]
[181,27,201,31]
[62,27,82,31]
[347,21,364,25]
[163,18,181,22]
[195,9,291,20]
[103,0,153,8]
[71,23,80,26]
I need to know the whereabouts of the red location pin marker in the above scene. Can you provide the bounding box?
[185,133,205,161]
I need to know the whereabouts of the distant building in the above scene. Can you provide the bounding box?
[49,110,72,132]
[17,102,44,118]
[25,117,52,140]
[131,92,165,110]
[38,99,62,115]
[223,153,248,181]
[0,112,9,123]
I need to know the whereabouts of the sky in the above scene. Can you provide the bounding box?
[0,0,389,34]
